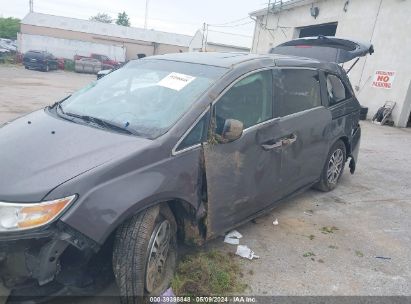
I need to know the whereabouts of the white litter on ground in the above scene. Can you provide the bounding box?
[224,230,243,245]
[273,218,279,225]
[235,245,260,260]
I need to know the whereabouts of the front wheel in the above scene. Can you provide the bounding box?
[113,205,177,302]
[314,140,346,192]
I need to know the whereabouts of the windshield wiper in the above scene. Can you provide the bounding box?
[59,111,135,135]
[53,101,139,136]
[50,96,71,111]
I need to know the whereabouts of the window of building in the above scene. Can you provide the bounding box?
[214,70,273,133]
[298,22,338,38]
[273,69,321,117]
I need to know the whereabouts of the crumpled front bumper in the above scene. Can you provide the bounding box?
[0,221,98,291]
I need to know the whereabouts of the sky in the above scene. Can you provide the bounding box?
[0,0,270,47]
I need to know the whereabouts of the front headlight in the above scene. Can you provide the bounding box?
[0,195,76,232]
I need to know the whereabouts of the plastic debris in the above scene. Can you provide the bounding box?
[224,230,242,245]
[273,218,279,225]
[375,256,391,260]
[235,245,260,260]
[227,230,242,239]
[160,287,175,303]
[304,210,313,216]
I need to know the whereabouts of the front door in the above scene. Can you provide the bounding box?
[203,69,284,237]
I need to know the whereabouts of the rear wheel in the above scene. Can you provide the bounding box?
[113,205,177,303]
[314,140,346,192]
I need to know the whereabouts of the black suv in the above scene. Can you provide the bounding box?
[0,37,372,301]
[23,50,58,72]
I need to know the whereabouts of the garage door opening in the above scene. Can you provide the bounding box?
[298,22,338,38]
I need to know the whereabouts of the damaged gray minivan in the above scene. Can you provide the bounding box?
[0,37,372,302]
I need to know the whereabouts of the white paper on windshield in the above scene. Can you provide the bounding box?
[157,72,196,91]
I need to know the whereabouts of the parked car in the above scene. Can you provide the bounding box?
[74,53,119,70]
[23,50,59,72]
[74,57,102,74]
[97,61,128,80]
[90,53,119,69]
[0,39,17,52]
[0,37,372,301]
[96,68,112,79]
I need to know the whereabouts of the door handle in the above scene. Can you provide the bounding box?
[281,134,297,146]
[261,141,282,150]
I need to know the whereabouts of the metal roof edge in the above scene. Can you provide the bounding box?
[21,12,195,47]
[249,0,317,17]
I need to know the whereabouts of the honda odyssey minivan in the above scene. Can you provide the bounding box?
[0,37,372,302]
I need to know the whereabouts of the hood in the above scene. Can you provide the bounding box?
[270,36,374,63]
[0,110,151,202]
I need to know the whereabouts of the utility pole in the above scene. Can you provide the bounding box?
[201,22,206,51]
[144,0,149,29]
[29,0,34,12]
[204,24,209,52]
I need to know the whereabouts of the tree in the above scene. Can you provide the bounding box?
[116,12,130,27]
[89,13,113,24]
[0,17,20,39]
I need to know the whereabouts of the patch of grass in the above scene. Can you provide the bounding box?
[355,250,364,258]
[320,226,339,234]
[303,251,316,257]
[308,234,315,240]
[171,250,246,296]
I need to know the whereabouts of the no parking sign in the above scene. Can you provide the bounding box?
[372,70,395,89]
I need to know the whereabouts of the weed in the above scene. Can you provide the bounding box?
[355,250,364,258]
[303,251,315,257]
[171,250,246,296]
[320,226,339,234]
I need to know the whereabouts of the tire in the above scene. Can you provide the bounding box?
[314,140,346,192]
[113,205,177,302]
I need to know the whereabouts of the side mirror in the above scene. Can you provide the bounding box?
[221,119,244,143]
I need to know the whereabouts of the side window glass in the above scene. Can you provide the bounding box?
[273,69,321,117]
[176,113,208,152]
[214,70,273,134]
[326,74,350,105]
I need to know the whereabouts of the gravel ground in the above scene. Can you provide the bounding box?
[0,65,94,124]
[0,65,410,302]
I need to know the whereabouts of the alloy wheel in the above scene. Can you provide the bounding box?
[145,219,172,293]
[327,148,344,185]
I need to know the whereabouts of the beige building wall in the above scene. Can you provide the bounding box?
[206,43,250,53]
[155,43,188,55]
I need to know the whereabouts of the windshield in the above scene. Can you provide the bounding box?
[60,59,227,139]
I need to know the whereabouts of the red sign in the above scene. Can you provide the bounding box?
[372,70,395,89]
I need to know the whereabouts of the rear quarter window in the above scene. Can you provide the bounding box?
[326,74,352,106]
